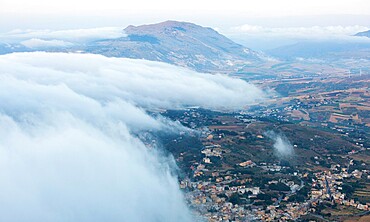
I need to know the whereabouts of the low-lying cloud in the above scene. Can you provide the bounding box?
[0,27,126,45]
[20,38,74,48]
[265,131,294,158]
[229,24,369,39]
[0,52,266,221]
[225,24,370,50]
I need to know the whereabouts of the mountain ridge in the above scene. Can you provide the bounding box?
[267,40,370,60]
[85,20,264,73]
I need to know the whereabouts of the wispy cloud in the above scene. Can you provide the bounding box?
[225,24,370,50]
[265,131,294,158]
[229,24,370,39]
[20,38,74,48]
[0,27,126,44]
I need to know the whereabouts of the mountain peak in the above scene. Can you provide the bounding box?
[124,20,214,35]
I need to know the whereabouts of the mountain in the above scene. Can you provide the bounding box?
[0,43,29,55]
[355,30,370,38]
[84,21,264,73]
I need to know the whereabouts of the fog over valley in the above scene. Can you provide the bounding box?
[0,52,265,221]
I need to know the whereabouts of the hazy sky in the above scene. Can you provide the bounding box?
[1,0,370,31]
[2,0,369,16]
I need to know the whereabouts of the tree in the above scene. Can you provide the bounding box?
[229,193,242,205]
[269,182,290,191]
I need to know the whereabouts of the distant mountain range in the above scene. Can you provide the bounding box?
[84,21,265,73]
[267,40,370,60]
[0,43,28,54]
[267,30,370,60]
[355,30,370,38]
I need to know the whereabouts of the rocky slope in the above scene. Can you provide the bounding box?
[85,21,264,73]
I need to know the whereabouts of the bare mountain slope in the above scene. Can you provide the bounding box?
[85,21,264,73]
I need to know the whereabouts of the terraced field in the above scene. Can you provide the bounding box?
[354,182,370,203]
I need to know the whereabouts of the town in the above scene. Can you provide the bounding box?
[160,102,370,221]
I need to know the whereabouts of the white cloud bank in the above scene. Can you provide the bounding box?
[20,38,74,48]
[0,52,265,221]
[0,27,126,45]
[225,24,370,50]
[230,25,369,39]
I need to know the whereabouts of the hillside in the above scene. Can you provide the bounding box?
[85,21,264,73]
